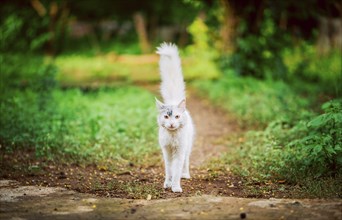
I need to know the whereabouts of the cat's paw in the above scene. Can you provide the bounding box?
[163,181,172,189]
[181,173,190,179]
[171,186,183,193]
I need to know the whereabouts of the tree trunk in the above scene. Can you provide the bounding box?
[133,12,151,54]
[220,0,237,53]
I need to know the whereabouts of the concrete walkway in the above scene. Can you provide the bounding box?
[1,180,341,220]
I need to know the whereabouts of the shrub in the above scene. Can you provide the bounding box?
[283,43,342,96]
[226,99,342,183]
[184,17,221,80]
[285,100,342,177]
[222,9,289,79]
[0,9,51,53]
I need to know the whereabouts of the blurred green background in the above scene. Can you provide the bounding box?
[1,0,341,197]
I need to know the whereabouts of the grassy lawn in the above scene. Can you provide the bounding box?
[1,86,159,166]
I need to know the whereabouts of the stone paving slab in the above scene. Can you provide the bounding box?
[1,180,341,220]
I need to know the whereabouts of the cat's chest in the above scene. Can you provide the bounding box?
[159,130,183,148]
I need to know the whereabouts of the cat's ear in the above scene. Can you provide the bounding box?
[155,97,165,111]
[177,99,186,112]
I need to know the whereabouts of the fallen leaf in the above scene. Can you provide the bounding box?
[117,171,133,176]
[98,165,108,171]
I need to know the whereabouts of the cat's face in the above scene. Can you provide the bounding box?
[156,99,186,131]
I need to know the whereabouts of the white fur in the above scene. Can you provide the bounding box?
[156,42,185,105]
[156,43,195,193]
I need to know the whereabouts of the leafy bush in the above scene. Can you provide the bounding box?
[223,99,341,196]
[222,9,289,79]
[0,8,51,53]
[184,17,221,80]
[283,43,342,95]
[286,100,342,176]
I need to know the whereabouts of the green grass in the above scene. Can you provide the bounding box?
[0,86,159,165]
[1,53,161,165]
[1,52,163,197]
[193,75,311,128]
[216,126,342,198]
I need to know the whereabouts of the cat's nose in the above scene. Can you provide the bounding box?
[170,123,174,128]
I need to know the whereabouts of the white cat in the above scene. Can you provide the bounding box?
[155,43,195,193]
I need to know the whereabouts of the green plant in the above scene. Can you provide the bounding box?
[287,100,342,176]
[184,16,221,80]
[0,86,159,164]
[283,43,342,96]
[0,53,57,93]
[218,99,341,197]
[224,9,289,79]
[0,10,51,53]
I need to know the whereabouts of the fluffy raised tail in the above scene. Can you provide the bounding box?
[156,42,185,105]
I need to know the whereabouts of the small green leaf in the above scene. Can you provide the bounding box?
[308,114,326,128]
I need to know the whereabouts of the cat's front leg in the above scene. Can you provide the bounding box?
[162,147,172,189]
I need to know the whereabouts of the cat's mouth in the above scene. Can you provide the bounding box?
[167,126,178,131]
[163,125,178,131]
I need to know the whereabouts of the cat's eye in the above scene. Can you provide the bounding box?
[164,115,169,119]
[175,115,180,119]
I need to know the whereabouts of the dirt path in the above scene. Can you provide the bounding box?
[189,90,238,167]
